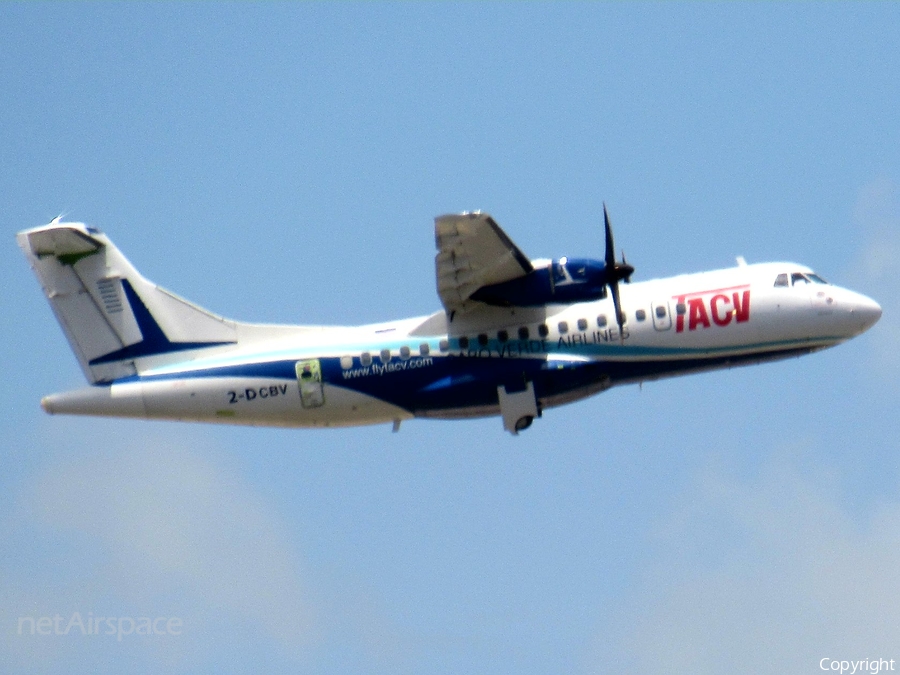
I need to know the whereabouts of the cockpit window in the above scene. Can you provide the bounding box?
[774,273,789,287]
[788,272,829,286]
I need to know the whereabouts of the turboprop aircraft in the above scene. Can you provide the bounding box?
[17,208,881,434]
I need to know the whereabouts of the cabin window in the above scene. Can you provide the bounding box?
[538,323,549,338]
[419,343,430,356]
[459,336,469,349]
[340,356,353,369]
[558,321,569,334]
[597,314,607,328]
[635,309,647,322]
[518,326,529,340]
[477,333,488,347]
[577,318,588,331]
[400,345,411,360]
[655,305,667,319]
[774,273,789,287]
[361,352,372,366]
[498,329,509,343]
[439,339,449,352]
[380,349,392,363]
[676,302,687,315]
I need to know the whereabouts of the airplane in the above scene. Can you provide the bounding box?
[17,207,882,435]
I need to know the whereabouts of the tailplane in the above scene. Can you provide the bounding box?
[17,219,237,384]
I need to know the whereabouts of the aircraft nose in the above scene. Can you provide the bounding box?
[850,293,882,333]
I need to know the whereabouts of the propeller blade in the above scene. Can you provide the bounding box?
[610,275,625,340]
[603,203,616,271]
[602,203,630,341]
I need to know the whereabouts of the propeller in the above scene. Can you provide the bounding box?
[603,203,634,340]
[620,251,632,283]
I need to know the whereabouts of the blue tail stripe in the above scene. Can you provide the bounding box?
[88,280,235,365]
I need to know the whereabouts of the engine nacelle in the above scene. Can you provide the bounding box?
[470,257,610,307]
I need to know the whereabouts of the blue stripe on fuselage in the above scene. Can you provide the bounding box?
[112,340,820,415]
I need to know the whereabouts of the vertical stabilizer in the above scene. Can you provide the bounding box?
[17,219,237,384]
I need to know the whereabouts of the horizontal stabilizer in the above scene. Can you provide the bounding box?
[27,224,103,262]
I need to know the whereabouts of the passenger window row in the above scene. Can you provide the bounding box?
[345,342,432,368]
[452,308,658,350]
[343,305,663,367]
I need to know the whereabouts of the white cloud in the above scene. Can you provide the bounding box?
[3,426,314,670]
[589,447,900,674]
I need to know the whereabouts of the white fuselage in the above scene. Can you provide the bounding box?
[41,261,882,431]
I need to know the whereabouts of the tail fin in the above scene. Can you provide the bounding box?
[17,219,237,384]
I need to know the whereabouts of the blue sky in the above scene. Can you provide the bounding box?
[2,3,899,673]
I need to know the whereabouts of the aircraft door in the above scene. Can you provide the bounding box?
[651,301,672,331]
[295,359,325,409]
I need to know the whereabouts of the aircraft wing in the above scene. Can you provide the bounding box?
[434,212,534,313]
